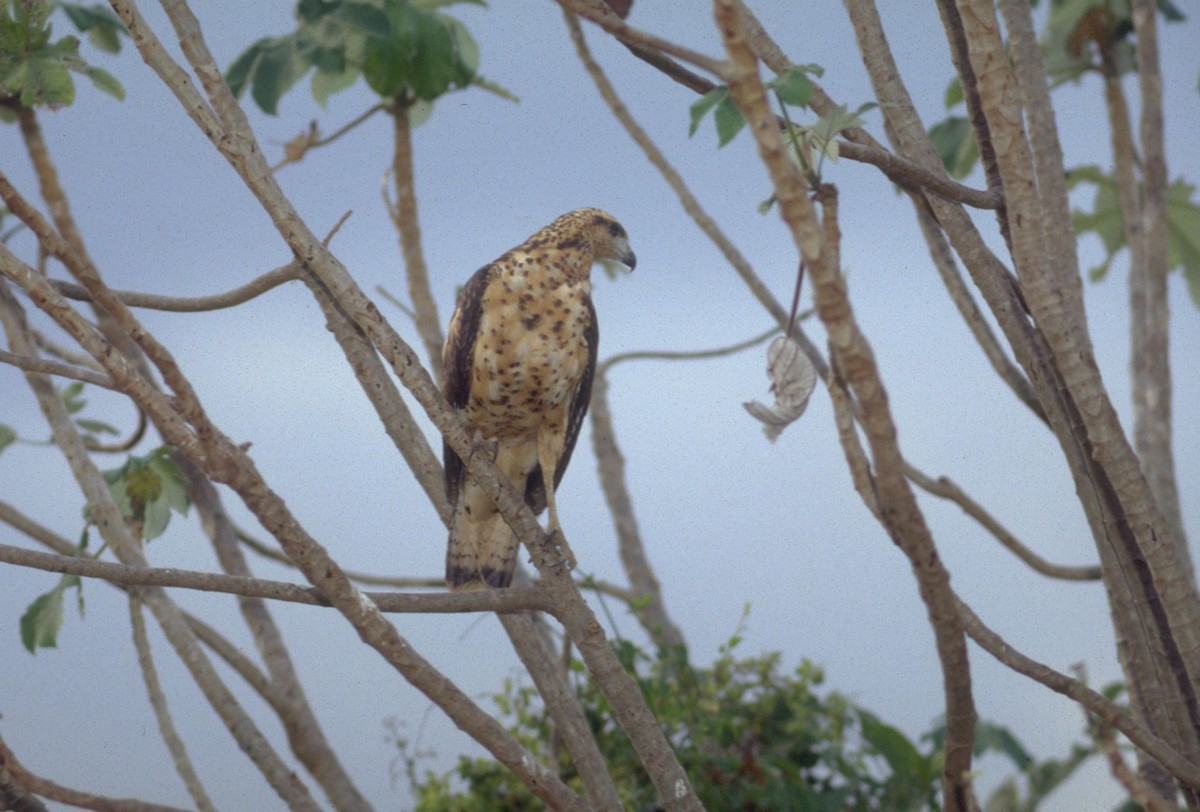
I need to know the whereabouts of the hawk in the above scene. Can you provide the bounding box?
[442,208,636,590]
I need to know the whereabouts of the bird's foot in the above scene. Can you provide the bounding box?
[545,528,577,573]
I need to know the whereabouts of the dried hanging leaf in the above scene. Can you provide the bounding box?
[743,336,816,442]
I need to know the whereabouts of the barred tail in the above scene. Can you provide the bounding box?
[446,510,519,591]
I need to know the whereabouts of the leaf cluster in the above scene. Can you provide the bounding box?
[101,445,190,542]
[401,632,945,811]
[688,63,872,170]
[1068,166,1200,307]
[0,0,124,115]
[226,0,486,116]
[928,1,1189,182]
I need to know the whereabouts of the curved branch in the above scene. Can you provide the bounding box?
[0,347,118,390]
[713,5,976,807]
[272,103,387,171]
[388,105,443,383]
[599,325,780,373]
[905,465,1101,581]
[0,542,554,614]
[559,0,726,75]
[128,596,217,812]
[49,262,301,312]
[0,734,190,812]
[956,597,1200,792]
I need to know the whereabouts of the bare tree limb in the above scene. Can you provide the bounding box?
[0,347,118,390]
[560,0,726,75]
[499,613,624,811]
[1128,0,1191,581]
[388,104,444,383]
[0,734,189,812]
[49,262,301,312]
[128,595,217,812]
[956,597,1200,793]
[0,279,323,810]
[0,542,554,614]
[904,466,1102,581]
[599,325,779,373]
[714,4,976,807]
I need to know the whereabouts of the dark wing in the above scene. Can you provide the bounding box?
[442,264,492,507]
[524,296,598,511]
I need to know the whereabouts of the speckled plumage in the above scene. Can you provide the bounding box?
[442,208,636,590]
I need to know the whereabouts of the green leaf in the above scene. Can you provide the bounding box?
[771,65,813,108]
[1166,179,1200,308]
[928,116,979,179]
[0,424,16,455]
[807,102,874,162]
[1069,167,1200,309]
[251,38,309,116]
[60,381,86,414]
[972,721,1033,769]
[311,63,359,106]
[713,93,745,147]
[688,86,725,137]
[147,451,190,515]
[332,2,392,37]
[82,65,122,100]
[469,72,518,102]
[225,37,268,98]
[859,710,935,785]
[20,574,82,653]
[413,0,487,8]
[59,3,127,54]
[1157,0,1185,22]
[944,76,963,109]
[75,418,119,436]
[407,9,456,99]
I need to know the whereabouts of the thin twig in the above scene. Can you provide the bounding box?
[558,0,726,76]
[0,734,190,812]
[956,597,1200,791]
[272,103,387,171]
[0,542,554,614]
[904,465,1101,581]
[50,262,301,312]
[128,595,217,812]
[714,5,976,807]
[0,348,118,390]
[599,325,780,373]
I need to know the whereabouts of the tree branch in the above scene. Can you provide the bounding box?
[956,597,1200,793]
[49,262,301,312]
[388,104,444,383]
[0,542,554,614]
[499,613,624,811]
[128,595,217,812]
[0,278,323,810]
[0,734,189,812]
[904,466,1101,581]
[0,347,118,390]
[714,4,976,807]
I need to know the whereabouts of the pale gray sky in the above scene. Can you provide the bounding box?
[1,2,1198,810]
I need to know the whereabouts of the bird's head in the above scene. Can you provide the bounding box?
[555,208,637,272]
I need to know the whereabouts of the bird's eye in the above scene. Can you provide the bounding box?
[607,222,623,238]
